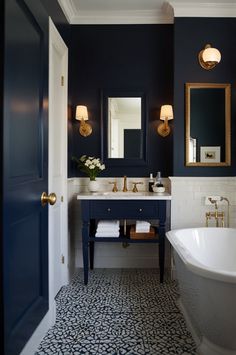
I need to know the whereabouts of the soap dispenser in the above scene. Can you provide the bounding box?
[148,173,154,192]
[156,171,163,187]
[153,171,165,193]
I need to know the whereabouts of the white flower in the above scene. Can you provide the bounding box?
[89,164,95,169]
[80,155,86,162]
[85,162,89,167]
[86,159,91,165]
[91,159,97,164]
[88,156,94,160]
[100,164,105,170]
[96,162,101,168]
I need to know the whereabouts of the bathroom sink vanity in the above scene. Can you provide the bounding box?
[77,192,171,284]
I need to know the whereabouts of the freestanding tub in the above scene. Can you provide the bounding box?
[166,227,236,355]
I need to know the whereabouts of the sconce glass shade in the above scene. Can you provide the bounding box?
[198,44,221,70]
[160,105,174,121]
[202,47,221,64]
[75,105,88,121]
[158,104,174,137]
[75,105,92,137]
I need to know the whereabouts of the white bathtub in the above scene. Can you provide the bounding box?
[166,227,236,355]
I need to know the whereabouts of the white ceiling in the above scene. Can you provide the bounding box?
[58,0,236,24]
[111,98,141,115]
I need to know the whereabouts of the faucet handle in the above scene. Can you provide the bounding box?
[208,197,218,209]
[132,182,143,193]
[109,181,118,192]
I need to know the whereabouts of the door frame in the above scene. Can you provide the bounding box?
[48,17,68,321]
[20,18,68,355]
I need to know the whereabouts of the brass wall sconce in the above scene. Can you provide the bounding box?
[198,44,221,70]
[75,105,92,137]
[157,105,174,137]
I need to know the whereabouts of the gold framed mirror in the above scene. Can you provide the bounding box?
[185,83,231,166]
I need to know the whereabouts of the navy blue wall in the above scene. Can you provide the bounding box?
[0,1,4,351]
[40,0,70,45]
[173,18,236,176]
[68,25,174,177]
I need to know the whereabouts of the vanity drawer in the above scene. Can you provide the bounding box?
[89,200,159,219]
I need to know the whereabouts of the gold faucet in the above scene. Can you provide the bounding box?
[206,199,224,227]
[132,182,144,193]
[220,196,230,227]
[123,176,128,192]
[109,181,118,192]
[206,211,224,227]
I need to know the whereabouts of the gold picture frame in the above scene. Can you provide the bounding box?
[185,83,231,167]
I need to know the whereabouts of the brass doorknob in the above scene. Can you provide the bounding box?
[41,192,57,206]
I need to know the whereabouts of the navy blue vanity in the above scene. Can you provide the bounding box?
[78,193,171,285]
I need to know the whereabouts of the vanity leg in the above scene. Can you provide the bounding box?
[82,220,89,285]
[89,241,94,270]
[159,234,165,283]
[89,219,96,270]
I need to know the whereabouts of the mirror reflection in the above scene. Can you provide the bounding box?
[185,83,231,166]
[108,97,141,159]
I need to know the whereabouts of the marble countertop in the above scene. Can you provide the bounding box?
[77,191,172,200]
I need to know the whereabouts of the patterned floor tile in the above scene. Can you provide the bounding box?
[97,335,149,355]
[36,326,75,354]
[70,340,100,354]
[36,269,197,354]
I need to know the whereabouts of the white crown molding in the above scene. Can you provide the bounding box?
[57,0,76,23]
[57,0,174,24]
[71,10,173,24]
[168,2,236,18]
[57,0,236,24]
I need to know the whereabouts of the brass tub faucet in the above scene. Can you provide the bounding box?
[206,211,224,227]
[206,198,225,227]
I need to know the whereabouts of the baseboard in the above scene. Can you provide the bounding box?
[20,301,56,355]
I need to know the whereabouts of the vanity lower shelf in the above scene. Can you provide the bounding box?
[89,226,159,243]
[79,198,171,285]
[89,236,159,243]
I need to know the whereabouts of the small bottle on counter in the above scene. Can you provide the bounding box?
[148,173,154,192]
[156,171,164,187]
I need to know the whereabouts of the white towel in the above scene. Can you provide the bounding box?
[97,220,119,227]
[135,220,150,232]
[96,228,120,233]
[95,231,120,237]
[96,224,120,229]
[95,220,120,237]
[96,229,120,234]
[136,221,150,227]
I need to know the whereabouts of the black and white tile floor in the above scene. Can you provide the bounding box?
[36,269,196,354]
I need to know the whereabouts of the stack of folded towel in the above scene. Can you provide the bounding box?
[135,220,151,233]
[95,220,120,237]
